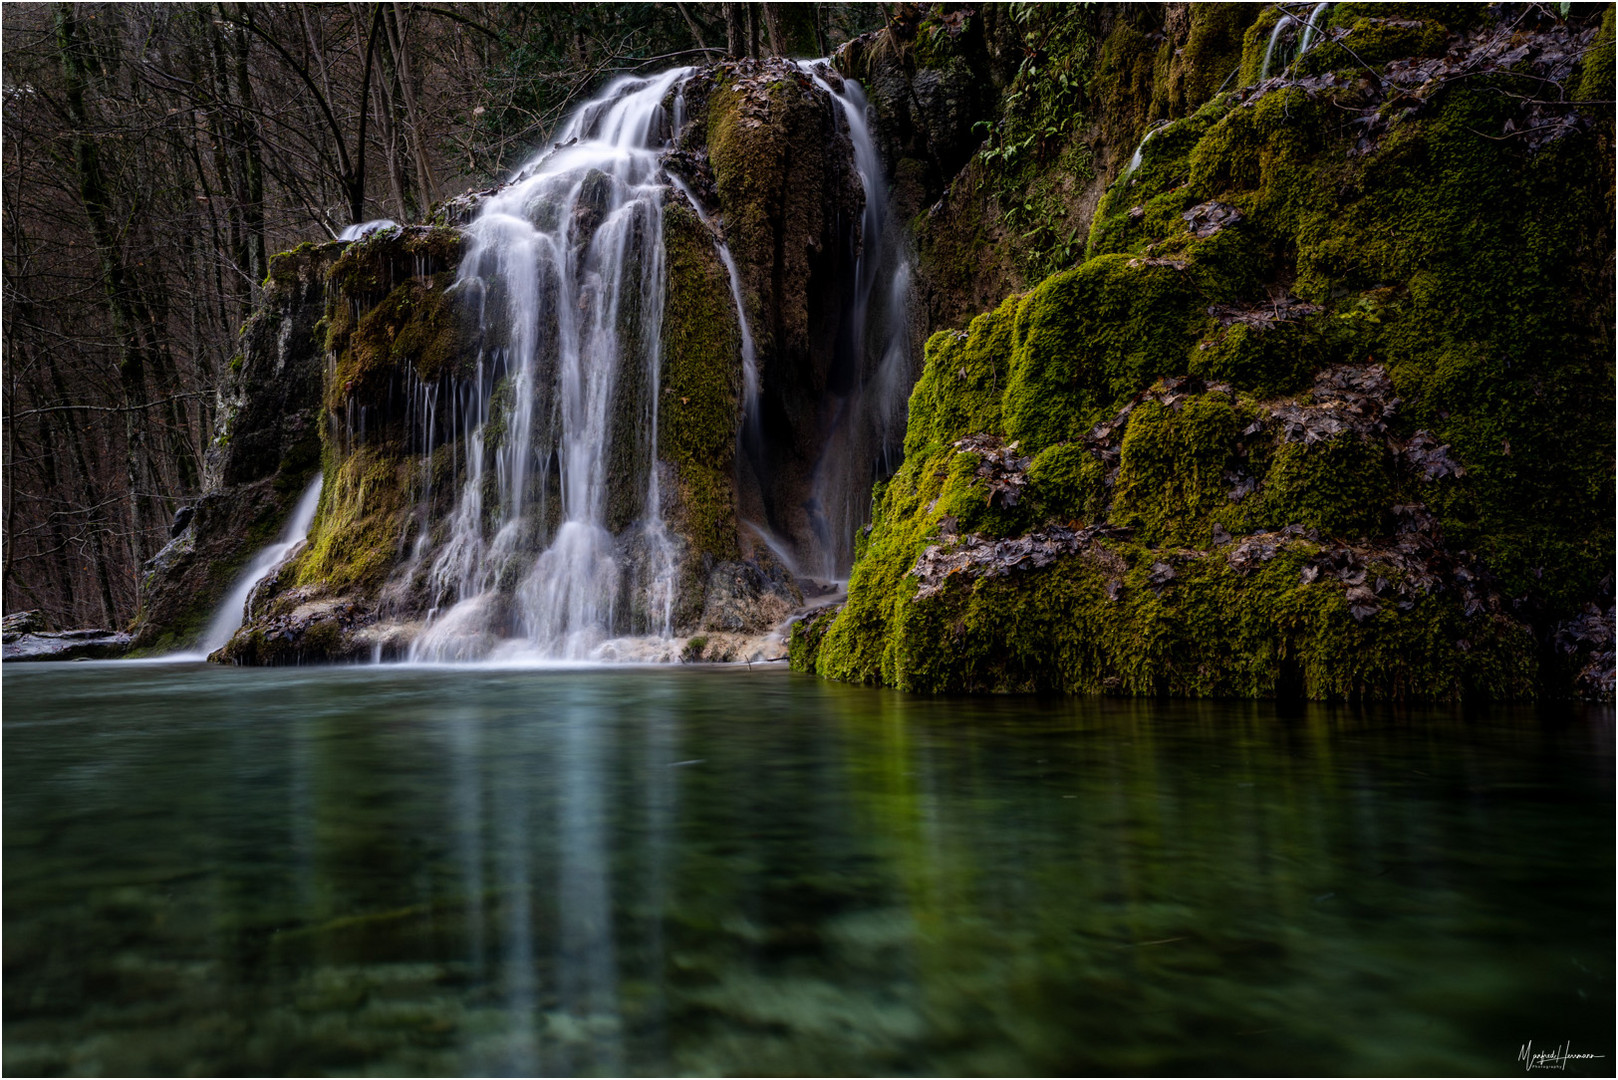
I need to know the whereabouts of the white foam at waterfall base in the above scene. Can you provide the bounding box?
[165,474,324,661]
[408,68,690,663]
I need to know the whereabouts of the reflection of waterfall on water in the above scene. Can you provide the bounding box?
[796,61,914,580]
[408,69,690,661]
[192,475,323,657]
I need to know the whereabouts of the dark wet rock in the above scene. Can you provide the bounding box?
[911,523,1132,600]
[1147,560,1178,590]
[1268,364,1398,445]
[1206,294,1321,331]
[217,591,374,666]
[4,628,130,661]
[2,610,47,638]
[699,558,802,634]
[953,434,1031,508]
[1181,200,1242,238]
[1397,431,1467,481]
[1556,604,1616,700]
[130,242,335,655]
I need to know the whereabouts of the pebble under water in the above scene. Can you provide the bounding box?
[3,663,1612,1076]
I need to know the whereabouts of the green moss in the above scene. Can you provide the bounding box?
[809,13,1612,699]
[871,539,1535,699]
[1027,443,1107,523]
[327,226,464,297]
[291,443,412,595]
[906,294,1018,454]
[659,200,742,559]
[1001,255,1208,450]
[1259,437,1395,539]
[1578,3,1616,104]
[1152,4,1260,119]
[325,271,470,414]
[1111,393,1250,544]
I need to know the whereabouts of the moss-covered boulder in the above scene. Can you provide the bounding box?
[795,6,1614,700]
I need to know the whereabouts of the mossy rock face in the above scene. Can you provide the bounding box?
[800,9,1613,699]
[322,227,473,428]
[660,198,743,568]
[129,243,336,652]
[289,442,415,598]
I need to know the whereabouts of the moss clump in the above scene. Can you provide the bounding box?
[326,226,464,297]
[1110,393,1250,545]
[1578,3,1616,104]
[877,539,1535,699]
[659,199,743,560]
[325,272,471,415]
[290,443,413,595]
[1152,5,1261,120]
[1002,255,1208,450]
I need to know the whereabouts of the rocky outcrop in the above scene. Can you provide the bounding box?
[4,611,130,661]
[794,3,1615,700]
[127,243,334,654]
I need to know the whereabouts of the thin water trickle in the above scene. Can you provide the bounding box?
[1260,14,1295,81]
[1297,2,1332,61]
[188,475,324,658]
[795,61,915,580]
[337,219,398,241]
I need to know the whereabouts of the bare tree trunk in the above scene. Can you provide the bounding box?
[55,3,160,564]
[675,1,707,51]
[763,2,783,57]
[725,2,745,58]
[386,3,437,214]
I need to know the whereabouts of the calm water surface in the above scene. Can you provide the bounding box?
[4,663,1612,1076]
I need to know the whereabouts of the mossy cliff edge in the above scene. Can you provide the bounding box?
[127,243,332,655]
[794,4,1615,700]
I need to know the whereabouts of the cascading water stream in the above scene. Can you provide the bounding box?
[410,68,690,662]
[1296,2,1332,60]
[1259,3,1332,81]
[795,61,914,581]
[189,475,324,658]
[382,60,911,660]
[1260,15,1295,80]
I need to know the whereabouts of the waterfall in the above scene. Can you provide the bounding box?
[1259,15,1295,81]
[1296,2,1332,60]
[410,68,690,662]
[338,219,397,241]
[351,59,914,661]
[192,475,324,657]
[795,61,914,581]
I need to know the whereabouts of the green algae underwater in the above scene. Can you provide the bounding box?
[4,662,1612,1075]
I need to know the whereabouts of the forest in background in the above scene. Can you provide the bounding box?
[1,2,882,630]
